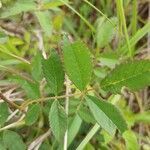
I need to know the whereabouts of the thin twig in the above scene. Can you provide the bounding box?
[20,92,81,109]
[20,88,93,110]
[28,130,51,150]
[0,120,25,132]
[0,91,25,113]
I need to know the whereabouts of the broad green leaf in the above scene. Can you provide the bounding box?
[0,1,36,18]
[63,40,92,91]
[96,17,117,48]
[101,60,150,93]
[31,52,43,81]
[3,130,26,150]
[42,51,64,95]
[123,130,139,150]
[25,104,40,126]
[49,100,67,142]
[0,103,9,127]
[86,95,127,134]
[35,11,52,36]
[68,114,82,146]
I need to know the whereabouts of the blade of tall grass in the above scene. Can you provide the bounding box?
[0,65,34,83]
[0,45,30,64]
[116,0,132,57]
[119,22,150,54]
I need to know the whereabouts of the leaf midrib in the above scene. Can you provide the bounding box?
[101,69,150,88]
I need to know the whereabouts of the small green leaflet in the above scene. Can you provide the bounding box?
[42,51,64,95]
[25,104,40,126]
[86,95,127,135]
[3,130,26,150]
[123,130,139,150]
[101,60,150,93]
[0,103,9,127]
[31,52,43,82]
[49,100,67,142]
[96,17,117,48]
[0,1,36,18]
[63,40,92,91]
[35,11,53,36]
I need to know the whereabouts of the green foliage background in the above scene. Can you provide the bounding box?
[0,0,150,150]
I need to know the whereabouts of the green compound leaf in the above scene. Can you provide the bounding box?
[63,40,92,91]
[101,60,150,93]
[86,95,127,135]
[25,104,40,126]
[3,130,26,150]
[49,100,67,142]
[0,103,9,127]
[42,51,65,95]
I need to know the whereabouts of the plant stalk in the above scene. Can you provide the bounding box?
[76,123,100,150]
[64,75,71,150]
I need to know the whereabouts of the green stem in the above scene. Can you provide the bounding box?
[0,45,30,64]
[116,0,132,57]
[76,123,100,150]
